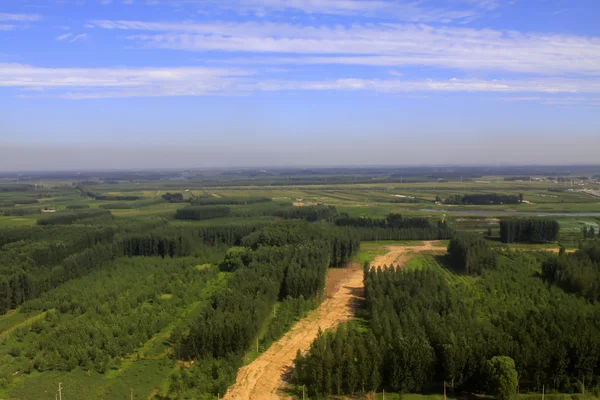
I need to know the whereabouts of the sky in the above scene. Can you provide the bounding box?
[1,0,600,170]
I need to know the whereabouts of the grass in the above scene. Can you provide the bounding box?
[243,302,280,366]
[0,311,49,342]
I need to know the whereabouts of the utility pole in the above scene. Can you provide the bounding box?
[302,385,306,400]
[58,383,62,400]
[130,388,134,400]
[542,385,544,400]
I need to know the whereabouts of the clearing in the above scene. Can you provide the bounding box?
[223,242,444,400]
[369,241,447,267]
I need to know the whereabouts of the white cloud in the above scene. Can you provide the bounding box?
[0,63,252,98]
[3,63,600,100]
[0,24,15,31]
[243,77,600,94]
[70,33,88,42]
[89,20,600,76]
[127,0,496,23]
[0,13,41,22]
[501,96,600,107]
[56,33,73,41]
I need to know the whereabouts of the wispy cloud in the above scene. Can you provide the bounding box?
[501,95,600,107]
[0,13,41,22]
[89,19,600,76]
[0,24,15,31]
[118,0,496,23]
[56,33,89,42]
[4,63,600,99]
[56,33,73,41]
[70,33,88,42]
[0,63,252,98]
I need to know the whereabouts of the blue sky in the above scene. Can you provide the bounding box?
[1,0,600,170]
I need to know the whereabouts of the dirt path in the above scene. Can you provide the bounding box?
[370,241,447,268]
[223,242,447,400]
[223,262,364,400]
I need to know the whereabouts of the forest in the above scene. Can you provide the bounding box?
[0,174,599,400]
[295,242,600,398]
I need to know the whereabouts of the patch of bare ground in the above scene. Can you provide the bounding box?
[223,262,364,400]
[223,242,445,400]
[370,241,447,268]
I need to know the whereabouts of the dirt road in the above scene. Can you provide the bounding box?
[223,242,446,400]
[223,262,364,400]
[370,241,447,268]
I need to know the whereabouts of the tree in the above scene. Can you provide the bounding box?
[485,356,518,400]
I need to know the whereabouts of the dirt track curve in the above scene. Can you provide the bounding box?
[223,241,444,400]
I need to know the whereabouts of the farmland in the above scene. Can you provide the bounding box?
[0,166,599,399]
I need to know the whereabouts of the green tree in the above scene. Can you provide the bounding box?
[485,356,518,400]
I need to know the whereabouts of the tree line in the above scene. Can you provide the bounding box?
[335,213,452,241]
[500,219,560,243]
[191,196,272,206]
[37,208,113,226]
[440,193,522,205]
[273,205,337,222]
[174,206,232,221]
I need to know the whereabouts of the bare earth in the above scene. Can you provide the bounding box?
[223,261,364,400]
[223,241,445,400]
[370,241,447,268]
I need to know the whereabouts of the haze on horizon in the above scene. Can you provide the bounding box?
[1,0,599,170]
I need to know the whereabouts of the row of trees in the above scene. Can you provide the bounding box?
[191,196,272,206]
[295,249,600,397]
[334,213,431,229]
[37,208,113,226]
[174,206,232,221]
[500,219,560,243]
[440,193,522,205]
[334,213,452,241]
[273,205,337,222]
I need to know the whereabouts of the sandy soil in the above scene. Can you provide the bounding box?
[223,242,445,400]
[370,241,447,268]
[223,262,364,400]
